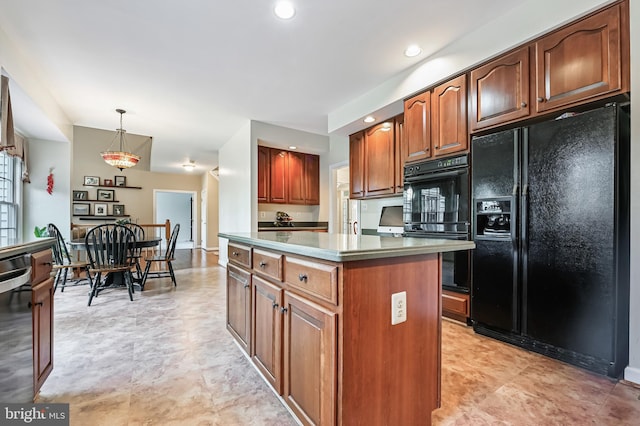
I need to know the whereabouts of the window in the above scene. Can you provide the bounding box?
[0,151,21,246]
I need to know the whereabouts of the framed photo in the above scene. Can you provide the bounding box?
[72,203,90,216]
[97,189,115,201]
[114,176,126,187]
[84,176,100,186]
[112,204,125,216]
[94,203,107,216]
[73,190,88,201]
[104,179,113,186]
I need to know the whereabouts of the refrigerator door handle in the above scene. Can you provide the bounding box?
[522,184,529,196]
[512,184,519,196]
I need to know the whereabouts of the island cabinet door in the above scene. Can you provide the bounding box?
[32,277,54,395]
[226,264,251,353]
[282,291,336,426]
[251,275,283,394]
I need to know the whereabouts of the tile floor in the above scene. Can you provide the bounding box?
[38,250,640,425]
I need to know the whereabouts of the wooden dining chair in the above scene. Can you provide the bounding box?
[47,223,91,293]
[85,224,137,306]
[140,224,180,290]
[125,223,145,281]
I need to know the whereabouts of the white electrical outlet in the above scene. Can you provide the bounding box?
[391,291,407,325]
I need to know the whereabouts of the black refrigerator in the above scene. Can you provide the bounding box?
[470,104,630,378]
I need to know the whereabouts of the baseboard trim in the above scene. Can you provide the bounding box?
[624,366,640,385]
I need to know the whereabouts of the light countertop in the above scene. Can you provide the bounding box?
[0,238,55,260]
[219,231,475,262]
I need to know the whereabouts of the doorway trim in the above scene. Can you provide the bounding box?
[329,160,349,234]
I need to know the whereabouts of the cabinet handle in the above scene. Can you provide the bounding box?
[259,261,266,268]
[272,302,279,309]
[434,146,439,149]
[537,97,545,102]
[243,283,250,289]
[232,251,239,257]
[521,102,527,107]
[42,262,52,266]
[280,307,288,314]
[298,273,308,283]
[28,301,44,309]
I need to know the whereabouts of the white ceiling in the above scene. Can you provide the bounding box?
[0,0,526,174]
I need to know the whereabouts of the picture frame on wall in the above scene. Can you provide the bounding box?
[72,203,90,216]
[94,203,107,216]
[72,190,88,201]
[113,204,125,216]
[84,176,100,186]
[104,179,113,186]
[114,176,126,187]
[97,189,115,201]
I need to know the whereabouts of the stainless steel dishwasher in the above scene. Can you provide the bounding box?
[0,254,33,403]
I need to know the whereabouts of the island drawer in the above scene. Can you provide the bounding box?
[284,256,338,305]
[228,243,252,268]
[253,249,283,281]
[31,249,53,285]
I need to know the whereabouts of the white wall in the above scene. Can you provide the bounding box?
[155,191,194,245]
[23,138,71,241]
[218,120,252,266]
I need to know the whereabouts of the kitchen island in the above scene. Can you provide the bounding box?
[220,231,474,426]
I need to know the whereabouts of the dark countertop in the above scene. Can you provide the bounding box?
[220,231,475,262]
[0,238,55,260]
[257,221,328,232]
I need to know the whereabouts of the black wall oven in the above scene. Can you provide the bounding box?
[403,154,471,294]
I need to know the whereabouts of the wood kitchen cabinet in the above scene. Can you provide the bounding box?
[470,0,629,132]
[364,121,396,198]
[251,275,283,393]
[470,46,531,131]
[257,145,270,203]
[404,75,468,162]
[31,249,54,397]
[533,2,628,114]
[288,151,320,205]
[226,243,252,354]
[349,131,365,199]
[403,91,431,163]
[282,291,336,426]
[258,146,320,205]
[349,115,404,200]
[432,74,468,157]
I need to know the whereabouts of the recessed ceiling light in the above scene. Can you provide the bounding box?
[274,1,295,19]
[404,44,422,58]
[381,122,392,131]
[183,161,196,171]
[363,116,376,123]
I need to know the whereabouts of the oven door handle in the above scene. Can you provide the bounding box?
[404,168,466,183]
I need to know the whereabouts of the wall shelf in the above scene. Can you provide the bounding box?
[83,185,142,189]
[74,215,131,220]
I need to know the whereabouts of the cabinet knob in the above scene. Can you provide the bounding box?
[259,261,266,268]
[272,302,279,309]
[298,273,308,283]
[521,102,527,107]
[434,146,439,149]
[232,251,239,257]
[537,97,545,102]
[243,283,250,289]
[280,307,288,314]
[28,301,44,309]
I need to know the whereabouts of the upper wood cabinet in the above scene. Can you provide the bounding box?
[258,147,320,205]
[432,74,468,157]
[394,114,405,193]
[349,131,365,199]
[257,146,270,203]
[364,122,396,198]
[403,91,431,163]
[533,2,626,113]
[470,0,629,132]
[349,116,403,200]
[470,46,530,131]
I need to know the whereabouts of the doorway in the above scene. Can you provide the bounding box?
[154,190,197,249]
[330,162,358,235]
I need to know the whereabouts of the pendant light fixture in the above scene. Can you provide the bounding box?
[100,108,141,171]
